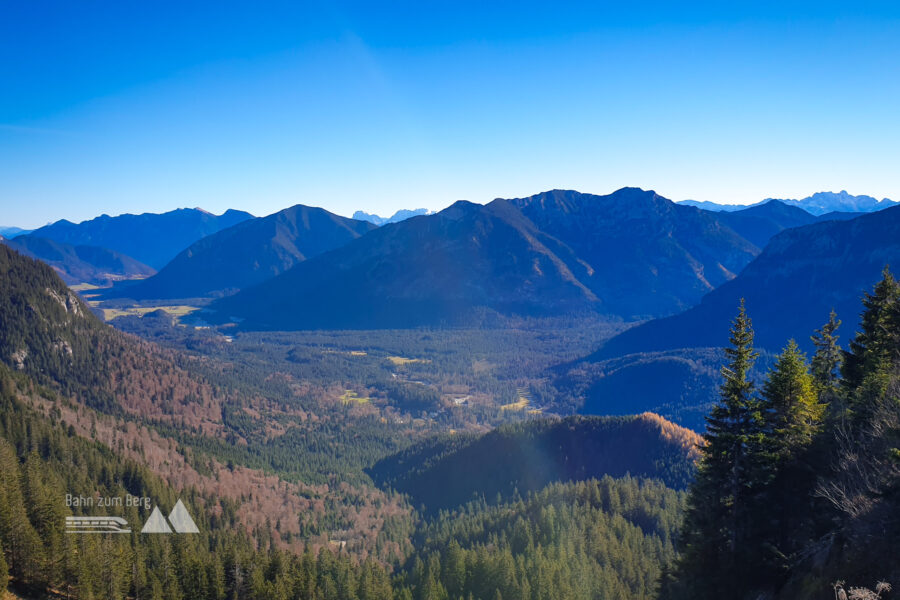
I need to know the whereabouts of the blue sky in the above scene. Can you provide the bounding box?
[2,1,899,227]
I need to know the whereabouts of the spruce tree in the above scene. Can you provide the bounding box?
[763,340,824,454]
[758,340,825,574]
[665,300,768,598]
[842,266,900,397]
[811,310,842,396]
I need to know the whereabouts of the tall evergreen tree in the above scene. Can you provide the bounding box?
[842,266,900,398]
[757,340,825,576]
[763,340,824,455]
[664,300,769,598]
[811,310,842,396]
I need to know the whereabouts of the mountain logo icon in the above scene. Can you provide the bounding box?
[140,499,199,534]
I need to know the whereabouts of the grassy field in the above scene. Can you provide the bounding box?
[386,356,431,366]
[340,390,371,404]
[70,282,101,291]
[102,305,200,322]
[501,387,531,411]
[500,398,529,411]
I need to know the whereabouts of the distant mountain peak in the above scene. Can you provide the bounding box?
[763,190,896,215]
[353,207,432,226]
[680,191,896,216]
[0,226,32,239]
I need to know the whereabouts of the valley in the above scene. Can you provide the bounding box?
[2,187,899,600]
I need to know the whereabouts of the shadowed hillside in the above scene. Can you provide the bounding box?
[368,413,700,514]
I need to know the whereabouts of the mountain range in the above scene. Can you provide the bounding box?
[115,204,376,300]
[353,208,431,225]
[206,188,768,329]
[24,207,253,269]
[680,190,897,216]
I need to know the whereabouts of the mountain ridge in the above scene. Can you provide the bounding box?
[116,204,376,300]
[1,235,155,285]
[353,208,431,225]
[679,190,896,216]
[26,207,253,269]
[206,188,763,329]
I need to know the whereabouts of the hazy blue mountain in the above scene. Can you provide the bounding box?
[597,205,900,359]
[1,236,154,285]
[678,199,748,212]
[714,200,818,247]
[207,188,760,329]
[0,226,32,238]
[768,190,897,215]
[119,204,377,299]
[506,188,759,317]
[209,199,601,329]
[817,210,866,222]
[679,191,896,216]
[25,207,253,269]
[353,208,431,225]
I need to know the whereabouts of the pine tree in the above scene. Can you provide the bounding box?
[811,310,843,396]
[763,340,824,454]
[665,300,769,598]
[757,340,826,575]
[842,266,900,399]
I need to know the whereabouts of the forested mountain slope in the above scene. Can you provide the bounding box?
[0,243,418,564]
[1,243,706,600]
[0,364,396,599]
[369,413,700,514]
[0,243,226,423]
[400,477,686,600]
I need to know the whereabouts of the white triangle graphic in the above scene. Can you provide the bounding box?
[141,506,173,534]
[168,499,199,533]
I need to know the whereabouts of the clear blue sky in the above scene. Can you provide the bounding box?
[2,1,899,227]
